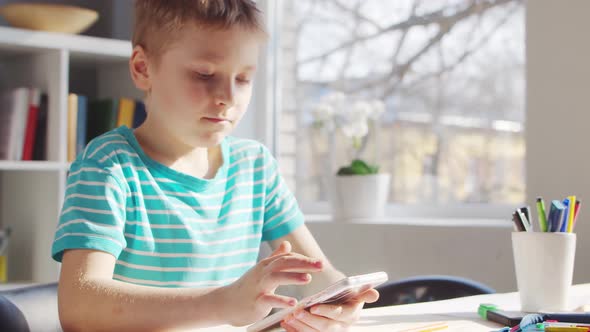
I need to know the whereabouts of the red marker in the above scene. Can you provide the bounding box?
[572,200,581,230]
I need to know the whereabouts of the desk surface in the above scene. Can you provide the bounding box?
[201,283,590,331]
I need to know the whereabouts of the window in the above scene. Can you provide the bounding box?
[276,0,525,210]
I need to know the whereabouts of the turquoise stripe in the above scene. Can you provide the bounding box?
[118,251,259,268]
[128,237,263,254]
[124,222,263,240]
[263,212,304,241]
[59,213,122,229]
[113,264,252,282]
[54,223,124,242]
[52,235,124,262]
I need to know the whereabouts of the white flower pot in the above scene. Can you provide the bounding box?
[330,173,391,221]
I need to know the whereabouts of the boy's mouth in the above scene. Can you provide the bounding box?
[203,117,231,124]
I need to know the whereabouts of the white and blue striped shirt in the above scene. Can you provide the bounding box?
[52,126,304,288]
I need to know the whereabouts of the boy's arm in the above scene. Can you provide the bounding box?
[268,225,346,297]
[58,249,227,332]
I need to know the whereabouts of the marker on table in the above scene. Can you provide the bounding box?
[415,324,449,332]
[545,327,590,332]
[536,197,548,232]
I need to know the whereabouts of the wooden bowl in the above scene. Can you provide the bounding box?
[0,3,99,34]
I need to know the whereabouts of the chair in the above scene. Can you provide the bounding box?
[365,275,496,309]
[0,282,61,332]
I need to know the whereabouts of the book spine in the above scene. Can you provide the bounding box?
[22,88,41,161]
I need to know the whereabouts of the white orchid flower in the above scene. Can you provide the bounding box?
[349,100,373,118]
[312,102,335,121]
[341,120,368,139]
[322,91,347,106]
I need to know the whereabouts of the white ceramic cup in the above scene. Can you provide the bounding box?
[512,232,576,312]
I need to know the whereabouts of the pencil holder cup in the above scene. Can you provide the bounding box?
[512,232,576,312]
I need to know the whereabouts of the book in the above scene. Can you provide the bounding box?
[32,94,49,161]
[86,99,118,143]
[10,87,30,160]
[67,93,78,162]
[0,90,15,160]
[132,100,147,128]
[116,98,135,128]
[76,95,88,156]
[22,88,41,161]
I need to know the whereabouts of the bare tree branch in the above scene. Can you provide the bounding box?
[328,0,384,31]
[297,0,520,66]
[377,25,450,98]
[401,2,519,92]
[338,0,364,80]
[391,1,421,66]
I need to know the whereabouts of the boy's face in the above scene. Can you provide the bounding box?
[137,24,262,147]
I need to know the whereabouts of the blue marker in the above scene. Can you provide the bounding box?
[560,198,570,232]
[548,200,566,232]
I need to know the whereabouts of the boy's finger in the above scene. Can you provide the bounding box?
[355,288,380,303]
[280,321,298,332]
[310,301,363,322]
[291,309,336,331]
[283,316,319,332]
[267,256,323,273]
[270,241,292,257]
[257,293,298,309]
[309,304,344,320]
[264,272,312,288]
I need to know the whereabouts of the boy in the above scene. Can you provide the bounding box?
[52,1,379,331]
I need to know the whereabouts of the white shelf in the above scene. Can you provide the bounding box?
[0,161,68,171]
[0,26,132,62]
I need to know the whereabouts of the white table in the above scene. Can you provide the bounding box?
[201,284,590,331]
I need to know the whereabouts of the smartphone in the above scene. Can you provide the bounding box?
[246,271,388,332]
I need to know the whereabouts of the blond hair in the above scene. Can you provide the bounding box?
[133,0,265,60]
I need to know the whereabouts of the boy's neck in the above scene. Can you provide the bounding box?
[132,121,224,180]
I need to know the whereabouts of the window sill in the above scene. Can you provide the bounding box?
[304,214,512,228]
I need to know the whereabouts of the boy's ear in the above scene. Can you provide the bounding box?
[129,45,151,92]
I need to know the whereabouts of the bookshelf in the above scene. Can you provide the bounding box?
[0,26,141,283]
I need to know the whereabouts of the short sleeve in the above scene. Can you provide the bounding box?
[262,149,305,241]
[52,160,127,262]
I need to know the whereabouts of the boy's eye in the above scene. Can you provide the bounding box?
[236,77,251,85]
[194,72,214,80]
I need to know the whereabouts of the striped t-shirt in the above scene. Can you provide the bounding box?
[51,126,304,288]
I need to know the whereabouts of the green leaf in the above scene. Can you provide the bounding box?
[368,165,379,174]
[337,166,355,175]
[337,159,380,175]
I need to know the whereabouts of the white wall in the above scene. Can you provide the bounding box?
[526,0,590,286]
[307,222,516,292]
[303,0,590,293]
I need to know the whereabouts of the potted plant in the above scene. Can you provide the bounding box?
[312,92,391,220]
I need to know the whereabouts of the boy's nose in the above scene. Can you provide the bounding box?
[214,81,236,109]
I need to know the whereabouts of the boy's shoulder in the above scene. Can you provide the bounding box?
[74,126,137,169]
[225,136,272,160]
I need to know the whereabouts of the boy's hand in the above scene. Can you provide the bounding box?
[279,288,379,332]
[220,241,324,326]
